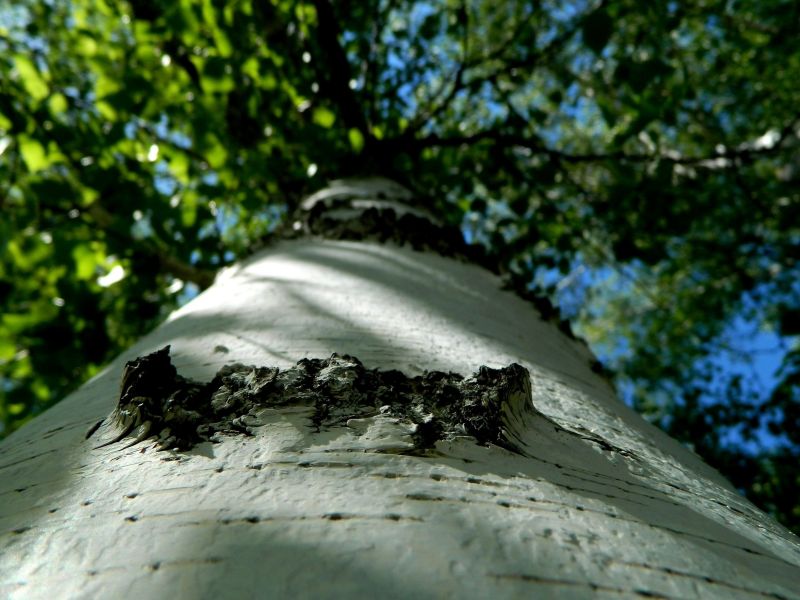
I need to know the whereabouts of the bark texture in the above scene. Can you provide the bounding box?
[91,346,542,455]
[1,179,800,599]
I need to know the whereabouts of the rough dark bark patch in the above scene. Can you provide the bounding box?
[90,346,532,454]
[294,206,480,265]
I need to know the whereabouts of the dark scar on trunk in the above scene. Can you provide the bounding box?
[88,346,538,454]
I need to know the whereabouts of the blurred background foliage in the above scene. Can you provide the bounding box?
[1,0,800,533]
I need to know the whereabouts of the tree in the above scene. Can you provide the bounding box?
[1,0,800,545]
[2,176,800,598]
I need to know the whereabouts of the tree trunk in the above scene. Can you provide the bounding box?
[2,179,799,599]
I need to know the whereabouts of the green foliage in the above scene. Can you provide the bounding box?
[1,0,800,534]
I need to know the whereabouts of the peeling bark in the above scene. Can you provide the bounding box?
[92,346,608,459]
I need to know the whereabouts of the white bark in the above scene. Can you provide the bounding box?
[1,181,799,599]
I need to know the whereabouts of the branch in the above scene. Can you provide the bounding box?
[138,122,211,165]
[391,130,792,166]
[408,1,471,131]
[406,63,466,135]
[7,8,216,292]
[475,11,584,88]
[163,39,204,92]
[150,245,216,289]
[407,1,581,136]
[366,0,399,125]
[309,0,369,135]
[85,202,217,290]
[464,4,537,68]
[10,100,217,291]
[128,2,204,92]
[407,5,530,135]
[0,138,20,212]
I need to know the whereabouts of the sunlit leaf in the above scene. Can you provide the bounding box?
[72,244,100,281]
[348,128,364,153]
[312,107,336,128]
[48,93,69,115]
[18,136,49,172]
[13,56,49,102]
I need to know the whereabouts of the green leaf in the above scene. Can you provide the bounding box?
[779,307,800,336]
[348,128,364,153]
[530,108,548,124]
[7,403,27,416]
[597,97,617,127]
[471,198,487,213]
[616,59,672,94]
[202,0,232,57]
[201,57,234,93]
[168,152,190,183]
[2,312,39,334]
[166,0,200,40]
[72,244,99,280]
[75,34,98,57]
[510,196,528,215]
[614,60,632,87]
[582,9,613,55]
[0,337,15,361]
[18,136,49,172]
[242,57,259,79]
[96,74,122,99]
[14,56,49,101]
[29,180,76,206]
[95,100,118,120]
[181,191,198,227]
[419,14,440,40]
[312,107,336,129]
[48,93,69,114]
[204,141,228,168]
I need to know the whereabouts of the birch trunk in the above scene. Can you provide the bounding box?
[1,179,799,599]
